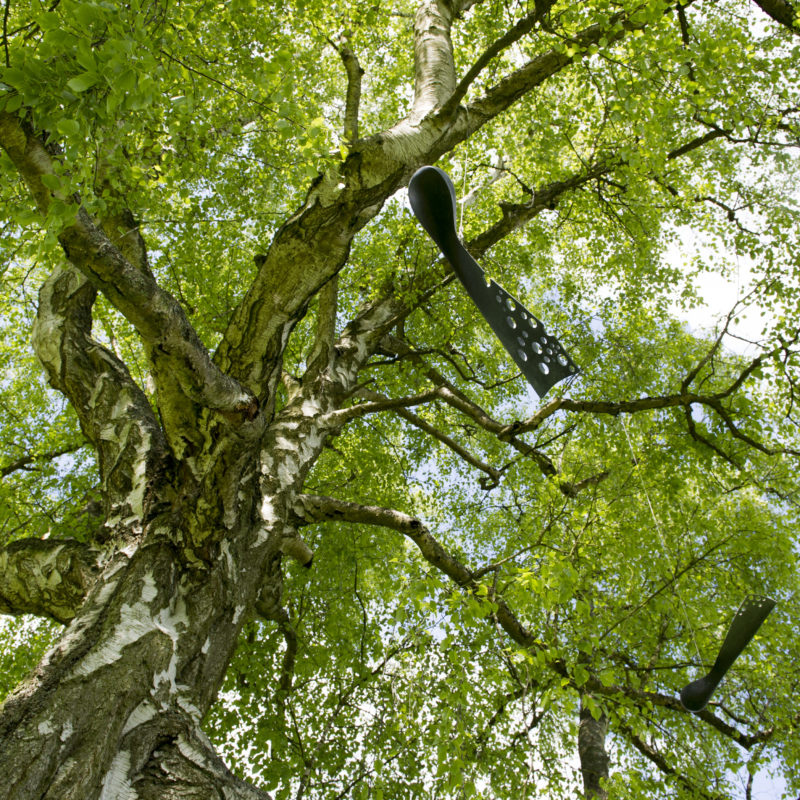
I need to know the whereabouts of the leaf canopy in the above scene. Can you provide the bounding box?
[1,0,800,797]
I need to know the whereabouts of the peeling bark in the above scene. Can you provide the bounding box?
[31,263,168,526]
[0,2,788,795]
[0,538,101,623]
[0,112,257,441]
[0,527,277,799]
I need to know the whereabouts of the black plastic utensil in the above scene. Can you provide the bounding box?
[680,595,776,712]
[408,165,579,398]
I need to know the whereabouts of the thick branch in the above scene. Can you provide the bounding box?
[335,33,363,144]
[294,494,474,585]
[504,393,709,436]
[411,0,457,122]
[441,1,555,116]
[0,538,101,623]
[31,263,168,525]
[465,8,641,124]
[213,177,401,402]
[293,493,535,646]
[467,162,613,255]
[321,389,441,425]
[294,495,786,752]
[750,0,799,33]
[255,594,298,709]
[306,275,339,376]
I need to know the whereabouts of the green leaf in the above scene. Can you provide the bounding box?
[56,119,81,136]
[574,665,590,687]
[117,69,137,92]
[3,93,23,112]
[38,12,61,31]
[40,174,61,191]
[67,72,99,93]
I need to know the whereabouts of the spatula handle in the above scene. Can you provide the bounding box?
[680,595,775,712]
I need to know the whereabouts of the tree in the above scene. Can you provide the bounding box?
[1,0,799,796]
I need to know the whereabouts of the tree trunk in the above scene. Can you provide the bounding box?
[0,494,281,798]
[578,697,610,800]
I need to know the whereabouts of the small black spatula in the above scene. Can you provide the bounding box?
[408,165,578,398]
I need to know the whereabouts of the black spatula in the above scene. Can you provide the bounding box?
[680,595,776,712]
[408,165,579,398]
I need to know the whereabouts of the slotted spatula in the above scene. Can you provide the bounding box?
[408,165,579,398]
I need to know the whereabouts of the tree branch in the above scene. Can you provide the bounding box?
[255,585,298,714]
[320,388,442,426]
[500,335,800,463]
[0,443,85,479]
[464,7,648,124]
[31,263,168,526]
[294,495,787,753]
[294,494,474,584]
[333,32,363,144]
[133,727,273,800]
[0,112,258,428]
[306,275,339,376]
[293,493,536,647]
[616,720,720,799]
[410,0,457,122]
[0,538,101,623]
[380,335,559,477]
[440,1,555,117]
[380,399,504,485]
[750,0,799,34]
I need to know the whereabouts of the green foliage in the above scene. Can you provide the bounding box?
[1,0,800,796]
[0,617,58,704]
